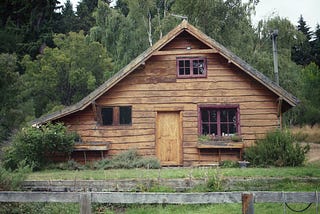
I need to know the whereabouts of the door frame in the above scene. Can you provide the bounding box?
[155,110,183,166]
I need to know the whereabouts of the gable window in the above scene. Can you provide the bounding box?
[177,57,207,78]
[199,105,240,136]
[101,106,132,126]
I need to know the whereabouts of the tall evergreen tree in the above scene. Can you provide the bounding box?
[297,15,312,41]
[311,24,320,66]
[291,15,313,66]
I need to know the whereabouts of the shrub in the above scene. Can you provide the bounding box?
[244,129,310,167]
[2,123,77,171]
[94,149,161,169]
[0,161,32,191]
[220,160,238,168]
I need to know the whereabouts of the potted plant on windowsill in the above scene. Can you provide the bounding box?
[198,133,243,145]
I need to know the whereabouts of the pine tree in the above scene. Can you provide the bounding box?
[291,15,313,66]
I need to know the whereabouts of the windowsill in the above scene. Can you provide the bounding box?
[197,138,243,149]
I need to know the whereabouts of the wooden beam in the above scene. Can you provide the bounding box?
[242,193,254,214]
[153,49,217,56]
[80,193,92,214]
[1,191,319,204]
[92,102,97,121]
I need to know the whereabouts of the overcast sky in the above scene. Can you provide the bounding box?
[63,0,320,31]
[252,0,319,30]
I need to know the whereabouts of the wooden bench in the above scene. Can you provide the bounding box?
[73,142,110,163]
[197,141,244,163]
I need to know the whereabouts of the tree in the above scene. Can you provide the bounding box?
[76,0,101,33]
[0,54,22,141]
[58,0,78,34]
[297,63,320,125]
[311,24,320,66]
[22,31,113,117]
[171,0,257,62]
[0,0,62,58]
[291,15,313,66]
[297,15,312,41]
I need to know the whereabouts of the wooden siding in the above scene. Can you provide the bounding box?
[58,34,279,165]
[160,31,211,51]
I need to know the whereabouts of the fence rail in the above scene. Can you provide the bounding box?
[0,191,319,214]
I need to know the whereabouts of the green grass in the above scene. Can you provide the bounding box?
[27,165,320,180]
[1,202,318,214]
[92,203,319,214]
[5,165,319,213]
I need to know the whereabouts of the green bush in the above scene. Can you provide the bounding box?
[0,161,31,191]
[2,123,77,171]
[94,149,161,169]
[244,129,310,167]
[219,160,238,168]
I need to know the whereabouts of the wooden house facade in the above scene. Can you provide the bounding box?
[33,20,298,166]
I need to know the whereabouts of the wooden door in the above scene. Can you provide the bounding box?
[156,111,182,165]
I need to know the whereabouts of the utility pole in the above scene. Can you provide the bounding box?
[271,30,279,85]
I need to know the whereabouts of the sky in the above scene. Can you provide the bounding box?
[62,0,320,31]
[251,0,319,30]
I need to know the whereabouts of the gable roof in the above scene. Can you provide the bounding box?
[32,20,299,125]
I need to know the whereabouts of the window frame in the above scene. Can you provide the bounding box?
[99,106,132,126]
[198,104,241,137]
[176,57,207,78]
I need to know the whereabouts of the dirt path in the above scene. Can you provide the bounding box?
[304,143,320,163]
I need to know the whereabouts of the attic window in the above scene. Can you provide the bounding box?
[101,106,132,126]
[177,57,207,78]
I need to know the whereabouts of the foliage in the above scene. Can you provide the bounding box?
[291,15,314,66]
[22,31,113,117]
[220,160,239,168]
[94,149,161,169]
[90,0,179,71]
[244,129,310,167]
[0,161,31,191]
[206,170,223,191]
[1,0,320,144]
[296,63,320,125]
[198,134,212,142]
[2,123,77,171]
[0,53,23,141]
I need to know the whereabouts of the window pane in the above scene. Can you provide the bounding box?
[185,68,190,75]
[209,110,217,122]
[220,109,228,122]
[221,124,228,136]
[193,60,198,75]
[201,109,209,122]
[101,107,113,125]
[179,68,184,75]
[210,124,217,135]
[202,124,209,135]
[193,67,199,75]
[179,60,184,67]
[199,60,205,74]
[228,109,236,122]
[119,106,132,125]
[185,60,190,67]
[229,123,237,134]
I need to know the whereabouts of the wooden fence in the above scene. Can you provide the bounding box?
[0,191,319,214]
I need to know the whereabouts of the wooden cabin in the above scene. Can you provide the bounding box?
[33,20,298,166]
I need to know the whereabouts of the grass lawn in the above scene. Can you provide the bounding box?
[3,164,319,213]
[27,164,320,181]
[4,202,318,214]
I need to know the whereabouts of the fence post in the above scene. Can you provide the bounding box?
[242,192,254,214]
[80,192,92,214]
